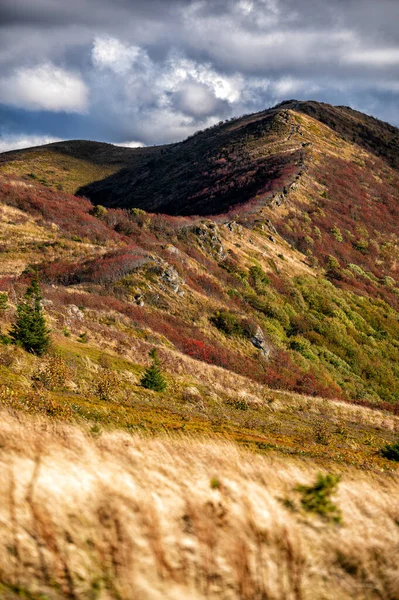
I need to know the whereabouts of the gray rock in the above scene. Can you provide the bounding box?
[166,245,180,255]
[266,219,278,234]
[67,305,84,320]
[160,265,185,295]
[195,224,227,260]
[250,326,271,358]
[225,221,243,234]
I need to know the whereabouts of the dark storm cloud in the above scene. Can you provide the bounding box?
[0,0,398,150]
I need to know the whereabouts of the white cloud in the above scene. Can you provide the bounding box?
[272,77,320,98]
[0,135,62,153]
[92,37,142,74]
[89,38,245,143]
[172,81,228,118]
[0,64,88,113]
[345,48,399,66]
[162,55,244,104]
[114,140,146,148]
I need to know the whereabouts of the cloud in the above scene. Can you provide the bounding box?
[0,0,398,146]
[172,81,229,118]
[0,64,88,113]
[114,140,146,148]
[92,37,142,74]
[345,48,399,67]
[0,134,62,153]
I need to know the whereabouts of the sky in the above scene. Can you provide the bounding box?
[0,0,399,151]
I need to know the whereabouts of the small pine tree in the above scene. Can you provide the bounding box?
[141,348,167,392]
[10,280,50,355]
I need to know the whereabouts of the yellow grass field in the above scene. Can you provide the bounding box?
[0,409,398,600]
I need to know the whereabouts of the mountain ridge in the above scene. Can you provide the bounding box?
[75,99,399,216]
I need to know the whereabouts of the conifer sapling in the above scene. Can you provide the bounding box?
[141,348,167,392]
[11,280,50,355]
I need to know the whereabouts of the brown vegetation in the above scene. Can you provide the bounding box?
[0,409,398,600]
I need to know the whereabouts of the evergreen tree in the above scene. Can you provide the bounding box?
[10,280,50,355]
[140,348,167,392]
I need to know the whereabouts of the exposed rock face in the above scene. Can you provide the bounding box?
[166,245,180,256]
[195,223,227,260]
[134,292,145,306]
[224,221,243,234]
[266,219,278,234]
[159,265,185,295]
[250,326,271,358]
[67,305,84,320]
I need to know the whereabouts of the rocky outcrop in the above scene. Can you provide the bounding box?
[250,326,271,358]
[194,223,227,261]
[160,265,184,295]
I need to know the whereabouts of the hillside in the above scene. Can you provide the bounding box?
[0,100,399,599]
[0,140,167,195]
[77,100,399,215]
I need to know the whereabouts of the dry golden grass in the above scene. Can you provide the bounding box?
[0,409,398,600]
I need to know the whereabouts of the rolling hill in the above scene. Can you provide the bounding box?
[0,139,167,195]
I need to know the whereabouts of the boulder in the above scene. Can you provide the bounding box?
[250,326,271,358]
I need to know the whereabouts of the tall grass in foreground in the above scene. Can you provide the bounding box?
[0,409,398,599]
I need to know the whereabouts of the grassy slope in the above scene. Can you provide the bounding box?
[0,409,398,600]
[0,141,166,195]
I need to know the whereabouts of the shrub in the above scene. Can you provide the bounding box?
[32,356,70,391]
[248,265,270,289]
[10,280,50,355]
[78,333,88,343]
[211,310,248,337]
[330,226,343,242]
[380,440,399,462]
[93,369,120,401]
[0,346,18,367]
[296,473,342,523]
[141,349,167,392]
[210,477,221,489]
[313,420,332,445]
[91,204,108,219]
[22,389,72,419]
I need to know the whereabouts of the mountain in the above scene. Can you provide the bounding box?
[0,100,399,599]
[76,99,399,215]
[1,99,399,408]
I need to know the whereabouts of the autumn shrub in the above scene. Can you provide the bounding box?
[93,369,120,401]
[0,345,18,367]
[22,389,72,419]
[248,265,270,290]
[32,356,70,391]
[0,292,8,312]
[91,204,108,219]
[0,178,120,244]
[312,419,332,445]
[40,248,148,285]
[98,353,114,370]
